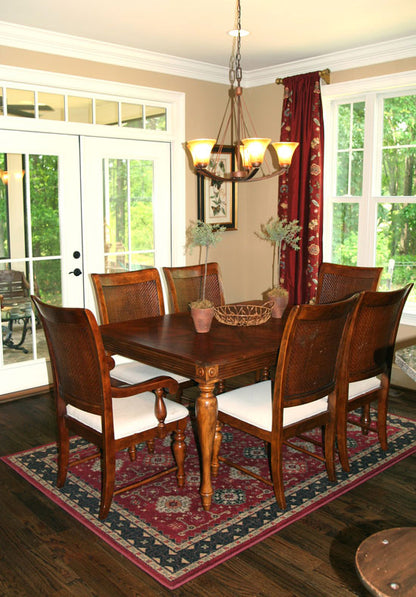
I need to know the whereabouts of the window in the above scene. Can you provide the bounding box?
[322,73,416,323]
[0,85,168,131]
[104,158,155,272]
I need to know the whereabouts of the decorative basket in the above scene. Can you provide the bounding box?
[214,301,273,326]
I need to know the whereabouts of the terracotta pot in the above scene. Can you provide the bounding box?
[190,306,214,333]
[268,293,289,319]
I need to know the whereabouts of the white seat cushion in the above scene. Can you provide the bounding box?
[111,362,189,386]
[217,381,328,432]
[67,393,188,440]
[348,376,381,400]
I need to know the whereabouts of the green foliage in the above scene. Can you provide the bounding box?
[30,154,60,258]
[185,220,226,304]
[257,216,301,289]
[186,219,226,250]
[336,102,365,196]
[332,203,359,265]
[334,94,416,307]
[0,153,8,258]
[106,158,155,267]
[257,216,301,249]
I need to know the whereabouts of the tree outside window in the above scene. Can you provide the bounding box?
[325,89,416,318]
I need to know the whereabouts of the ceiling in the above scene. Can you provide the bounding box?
[1,0,415,72]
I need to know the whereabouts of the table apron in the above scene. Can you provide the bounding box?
[102,339,277,385]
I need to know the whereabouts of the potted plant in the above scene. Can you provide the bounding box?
[186,219,226,332]
[257,216,302,318]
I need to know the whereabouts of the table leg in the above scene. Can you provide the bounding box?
[195,379,218,511]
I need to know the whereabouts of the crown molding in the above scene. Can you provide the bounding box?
[245,36,416,87]
[0,21,228,84]
[0,21,415,88]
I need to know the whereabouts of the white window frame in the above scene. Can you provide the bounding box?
[322,70,416,325]
[0,64,187,267]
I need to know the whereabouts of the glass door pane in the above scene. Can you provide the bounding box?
[81,137,171,314]
[0,131,82,395]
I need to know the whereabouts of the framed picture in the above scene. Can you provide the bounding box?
[197,145,237,230]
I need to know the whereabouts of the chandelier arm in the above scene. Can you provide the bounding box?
[196,166,288,183]
[243,167,288,182]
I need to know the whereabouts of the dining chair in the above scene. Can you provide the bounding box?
[336,283,413,472]
[163,262,225,313]
[315,262,383,304]
[91,269,192,400]
[0,268,30,304]
[32,296,189,520]
[211,294,359,510]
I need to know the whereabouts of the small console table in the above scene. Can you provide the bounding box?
[395,345,416,383]
[1,302,32,353]
[355,527,416,596]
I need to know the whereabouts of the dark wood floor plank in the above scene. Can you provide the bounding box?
[0,384,415,596]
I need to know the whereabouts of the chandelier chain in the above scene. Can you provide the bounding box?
[185,0,299,183]
[235,0,242,86]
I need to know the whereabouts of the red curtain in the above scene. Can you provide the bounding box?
[278,71,324,304]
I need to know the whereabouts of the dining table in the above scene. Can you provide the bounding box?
[100,311,284,511]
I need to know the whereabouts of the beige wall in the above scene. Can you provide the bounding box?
[1,47,415,386]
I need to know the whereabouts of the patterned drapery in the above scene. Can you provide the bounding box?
[278,71,324,304]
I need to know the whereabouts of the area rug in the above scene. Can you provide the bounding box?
[2,411,416,590]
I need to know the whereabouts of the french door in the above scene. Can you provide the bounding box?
[0,131,83,394]
[80,136,171,312]
[0,131,172,395]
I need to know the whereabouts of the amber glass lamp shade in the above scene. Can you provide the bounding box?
[271,142,299,167]
[0,170,9,184]
[241,138,271,168]
[187,139,216,169]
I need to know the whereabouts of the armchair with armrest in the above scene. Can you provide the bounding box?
[32,295,189,520]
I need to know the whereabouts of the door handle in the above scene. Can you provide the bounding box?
[69,268,82,276]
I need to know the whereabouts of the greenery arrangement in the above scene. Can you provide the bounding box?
[257,216,302,296]
[186,219,226,308]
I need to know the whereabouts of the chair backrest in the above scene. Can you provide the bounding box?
[163,263,225,313]
[272,295,359,419]
[32,296,112,418]
[91,269,165,324]
[345,284,413,383]
[316,262,382,304]
[0,269,30,305]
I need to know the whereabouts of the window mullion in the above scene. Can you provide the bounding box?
[358,93,376,264]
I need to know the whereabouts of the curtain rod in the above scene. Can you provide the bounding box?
[275,68,331,86]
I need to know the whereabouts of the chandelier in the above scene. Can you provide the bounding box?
[186,0,298,183]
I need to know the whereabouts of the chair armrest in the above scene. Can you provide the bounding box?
[106,355,116,371]
[111,375,179,398]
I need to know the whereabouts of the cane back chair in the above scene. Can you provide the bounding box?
[316,262,382,304]
[163,263,225,313]
[32,296,189,519]
[212,294,359,509]
[91,269,191,397]
[336,283,413,472]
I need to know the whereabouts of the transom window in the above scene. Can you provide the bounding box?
[0,85,167,130]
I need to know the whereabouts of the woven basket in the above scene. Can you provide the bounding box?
[214,301,273,326]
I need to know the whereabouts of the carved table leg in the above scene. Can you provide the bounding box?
[195,376,218,511]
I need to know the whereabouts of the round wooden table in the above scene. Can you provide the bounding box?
[355,527,416,596]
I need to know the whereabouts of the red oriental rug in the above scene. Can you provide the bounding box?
[2,410,415,589]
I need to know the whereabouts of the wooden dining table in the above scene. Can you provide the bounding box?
[100,312,284,511]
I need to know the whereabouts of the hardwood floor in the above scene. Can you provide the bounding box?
[0,381,415,597]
